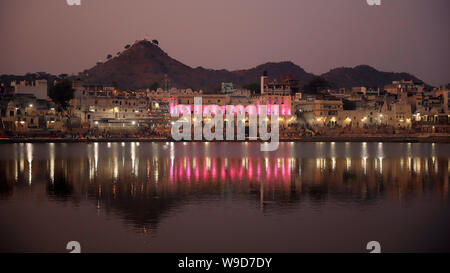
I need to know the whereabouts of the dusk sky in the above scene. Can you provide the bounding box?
[0,0,448,86]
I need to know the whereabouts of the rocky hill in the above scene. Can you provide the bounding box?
[82,40,426,91]
[321,65,425,89]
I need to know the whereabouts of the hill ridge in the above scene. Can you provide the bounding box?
[82,40,426,91]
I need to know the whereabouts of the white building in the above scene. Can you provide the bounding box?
[71,86,149,129]
[11,80,48,100]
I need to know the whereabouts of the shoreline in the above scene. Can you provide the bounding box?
[0,135,449,144]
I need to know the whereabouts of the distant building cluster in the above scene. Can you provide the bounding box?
[261,74,299,96]
[1,74,449,138]
[0,80,63,133]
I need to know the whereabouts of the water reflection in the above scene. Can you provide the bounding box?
[1,143,449,220]
[47,170,74,200]
[0,142,449,251]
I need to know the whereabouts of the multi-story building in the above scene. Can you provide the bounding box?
[381,102,412,129]
[0,94,62,132]
[71,85,149,130]
[338,109,382,129]
[328,88,352,99]
[295,97,343,127]
[436,86,450,114]
[11,79,48,100]
[260,74,298,96]
[147,88,202,102]
[384,79,424,96]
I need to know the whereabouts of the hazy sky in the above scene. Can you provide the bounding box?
[0,0,449,86]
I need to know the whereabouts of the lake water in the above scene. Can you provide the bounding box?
[0,142,449,253]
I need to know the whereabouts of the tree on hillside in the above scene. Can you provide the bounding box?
[107,54,112,59]
[243,83,261,94]
[152,39,159,46]
[124,44,131,49]
[302,77,333,93]
[48,79,74,110]
[150,82,159,91]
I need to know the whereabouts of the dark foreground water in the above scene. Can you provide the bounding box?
[0,142,449,253]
